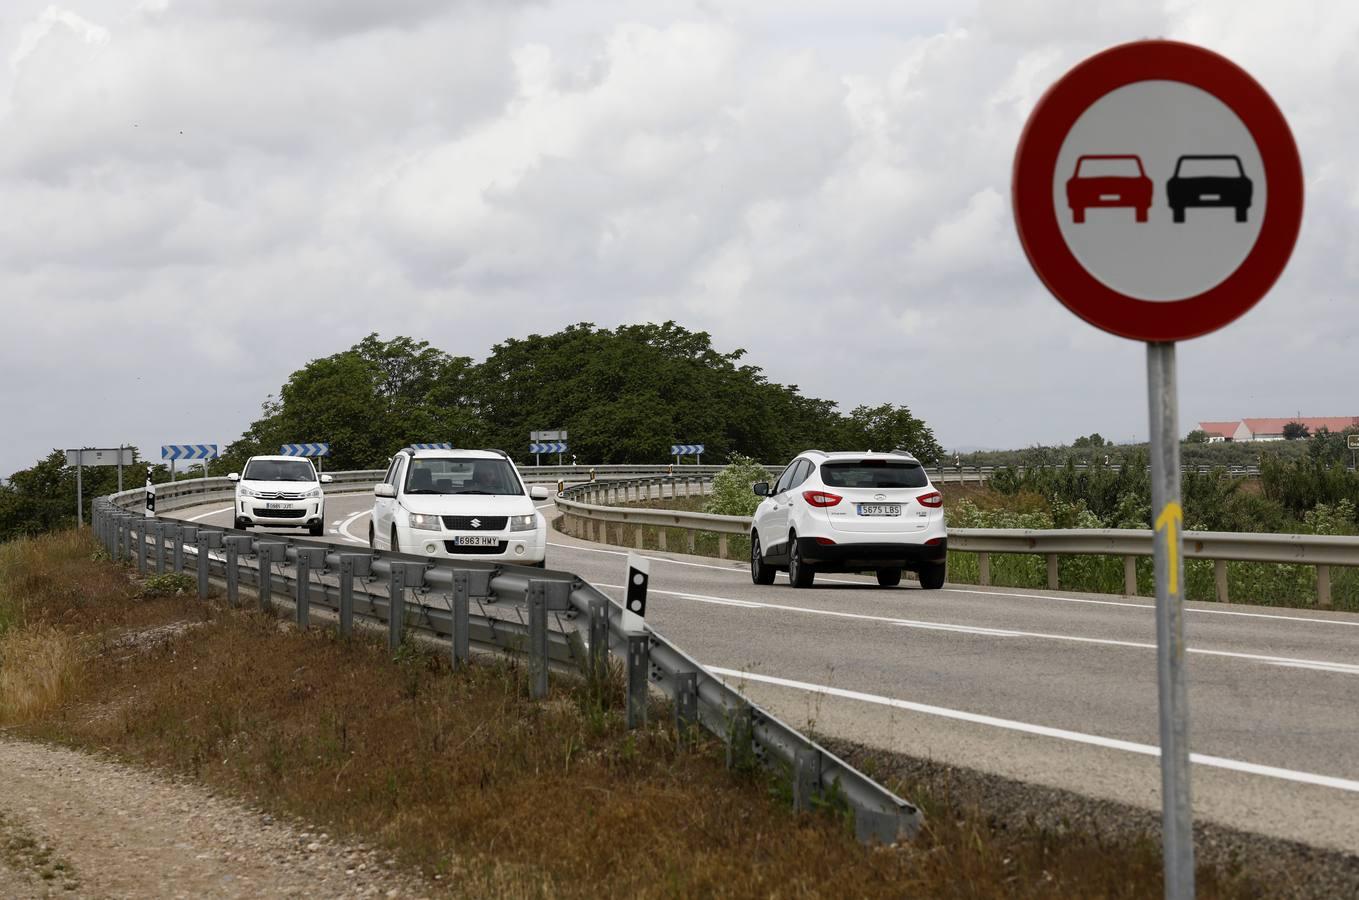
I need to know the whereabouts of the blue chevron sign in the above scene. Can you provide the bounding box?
[529,442,568,454]
[279,443,331,457]
[671,444,705,456]
[408,443,453,450]
[161,444,218,461]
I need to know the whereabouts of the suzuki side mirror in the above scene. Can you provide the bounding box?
[530,486,550,500]
[227,473,240,482]
[320,474,334,484]
[374,483,396,499]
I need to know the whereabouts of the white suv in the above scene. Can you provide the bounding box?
[750,450,947,589]
[229,455,331,536]
[370,448,550,566]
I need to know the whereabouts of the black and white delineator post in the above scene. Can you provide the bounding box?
[1013,41,1304,900]
[145,466,156,518]
[623,551,649,622]
[622,552,651,729]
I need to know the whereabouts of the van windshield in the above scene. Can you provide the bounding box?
[405,458,523,496]
[819,460,928,489]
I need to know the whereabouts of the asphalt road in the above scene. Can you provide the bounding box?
[172,492,1359,856]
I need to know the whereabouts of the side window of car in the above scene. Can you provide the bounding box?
[773,463,796,496]
[790,460,813,489]
[388,457,405,491]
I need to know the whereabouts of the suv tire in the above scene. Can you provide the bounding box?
[918,561,946,590]
[750,533,776,585]
[876,568,902,587]
[788,536,815,589]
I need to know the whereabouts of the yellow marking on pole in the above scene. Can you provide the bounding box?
[1155,501,1184,594]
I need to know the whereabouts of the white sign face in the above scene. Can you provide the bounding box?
[65,448,135,467]
[531,430,567,441]
[1053,81,1267,302]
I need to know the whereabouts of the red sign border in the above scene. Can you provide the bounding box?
[1013,40,1304,342]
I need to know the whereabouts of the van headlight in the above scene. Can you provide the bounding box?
[407,513,441,531]
[509,514,537,532]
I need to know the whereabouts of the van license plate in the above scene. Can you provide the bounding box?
[857,504,901,517]
[454,536,499,546]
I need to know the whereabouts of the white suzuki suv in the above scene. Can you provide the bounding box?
[750,450,947,589]
[229,455,331,536]
[370,448,550,566]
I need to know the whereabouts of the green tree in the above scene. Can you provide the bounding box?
[1184,429,1210,444]
[1282,421,1310,440]
[836,404,943,463]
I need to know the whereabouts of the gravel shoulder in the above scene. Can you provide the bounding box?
[0,735,430,899]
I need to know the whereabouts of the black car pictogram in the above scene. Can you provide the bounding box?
[1166,155,1252,223]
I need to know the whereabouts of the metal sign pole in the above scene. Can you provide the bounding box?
[1147,341,1194,899]
[170,458,176,483]
[117,445,124,494]
[75,452,84,528]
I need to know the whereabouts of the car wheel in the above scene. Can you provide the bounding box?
[308,520,323,537]
[876,568,902,588]
[1235,206,1248,223]
[1172,206,1185,223]
[918,561,946,590]
[368,522,376,549]
[787,537,815,589]
[750,533,776,585]
[390,528,400,554]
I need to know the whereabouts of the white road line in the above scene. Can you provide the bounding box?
[945,587,1359,629]
[336,510,369,546]
[188,506,234,522]
[708,667,1359,794]
[600,584,1359,673]
[547,541,866,584]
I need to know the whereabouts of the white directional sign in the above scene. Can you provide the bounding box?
[65,448,134,467]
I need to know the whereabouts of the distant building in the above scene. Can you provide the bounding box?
[1197,417,1359,442]
[1196,421,1240,443]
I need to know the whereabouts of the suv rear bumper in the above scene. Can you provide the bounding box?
[797,536,946,572]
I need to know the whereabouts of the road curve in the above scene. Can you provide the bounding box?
[171,492,1359,856]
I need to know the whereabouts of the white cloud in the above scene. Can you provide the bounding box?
[2,0,1357,474]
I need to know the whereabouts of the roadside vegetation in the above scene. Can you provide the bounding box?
[0,529,1289,898]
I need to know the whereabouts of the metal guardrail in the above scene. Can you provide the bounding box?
[93,483,920,843]
[555,476,1355,607]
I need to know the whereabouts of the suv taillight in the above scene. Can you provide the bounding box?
[916,490,943,508]
[802,490,842,508]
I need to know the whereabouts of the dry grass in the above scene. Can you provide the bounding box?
[0,625,78,722]
[0,530,1282,898]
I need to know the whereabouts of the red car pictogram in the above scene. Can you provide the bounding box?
[1066,154,1152,223]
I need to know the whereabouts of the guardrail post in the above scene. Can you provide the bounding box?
[674,671,698,749]
[634,525,644,550]
[451,571,470,668]
[295,548,326,629]
[657,528,667,551]
[626,634,649,729]
[726,706,753,771]
[136,520,148,575]
[1214,559,1229,604]
[223,536,252,607]
[978,552,991,586]
[1124,556,1137,596]
[257,542,287,613]
[687,531,696,554]
[718,535,729,560]
[153,523,166,575]
[793,747,822,813]
[588,598,609,683]
[336,554,371,637]
[388,563,406,651]
[1317,565,1332,609]
[172,525,191,573]
[528,580,549,699]
[196,530,222,600]
[1046,554,1058,590]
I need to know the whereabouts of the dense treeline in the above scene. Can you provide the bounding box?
[218,325,943,472]
[2,323,943,539]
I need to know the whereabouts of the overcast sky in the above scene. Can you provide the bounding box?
[4,0,1356,476]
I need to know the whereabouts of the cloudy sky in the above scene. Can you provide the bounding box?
[3,0,1356,476]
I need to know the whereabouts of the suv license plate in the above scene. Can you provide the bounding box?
[265,502,292,509]
[857,503,901,517]
[454,536,499,547]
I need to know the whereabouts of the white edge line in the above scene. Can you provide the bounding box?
[707,667,1359,794]
[335,510,369,546]
[188,506,234,522]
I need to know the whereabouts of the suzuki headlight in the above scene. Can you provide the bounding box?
[303,487,322,499]
[408,513,441,531]
[509,514,537,532]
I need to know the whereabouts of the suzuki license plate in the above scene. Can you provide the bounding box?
[857,503,901,517]
[454,536,499,546]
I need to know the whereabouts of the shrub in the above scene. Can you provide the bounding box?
[703,455,769,518]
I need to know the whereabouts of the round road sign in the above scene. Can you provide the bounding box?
[1013,40,1303,342]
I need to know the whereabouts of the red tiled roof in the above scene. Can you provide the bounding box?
[1240,417,1359,435]
[1196,421,1240,438]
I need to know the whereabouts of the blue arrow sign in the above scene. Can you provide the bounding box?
[408,443,453,450]
[529,442,568,454]
[280,443,331,457]
[161,444,218,461]
[670,444,705,456]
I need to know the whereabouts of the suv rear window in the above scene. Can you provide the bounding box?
[819,460,928,489]
[405,457,523,496]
